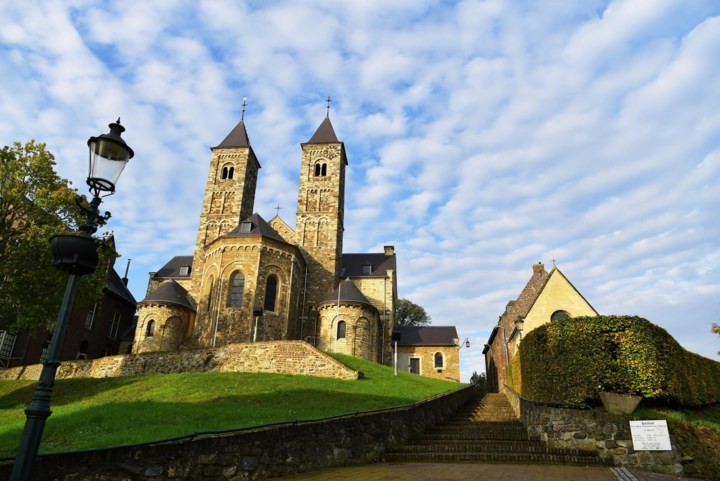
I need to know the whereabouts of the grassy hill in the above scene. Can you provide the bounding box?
[0,353,462,456]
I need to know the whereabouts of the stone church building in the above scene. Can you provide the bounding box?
[132,113,397,364]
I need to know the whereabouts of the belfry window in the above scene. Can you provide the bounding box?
[314,162,328,177]
[228,272,245,307]
[221,165,235,180]
[264,275,278,312]
[337,321,346,340]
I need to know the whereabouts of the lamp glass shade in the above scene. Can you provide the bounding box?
[87,138,130,192]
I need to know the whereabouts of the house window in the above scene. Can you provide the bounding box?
[179,265,191,276]
[109,312,121,340]
[239,221,253,233]
[146,320,156,337]
[362,264,372,275]
[264,275,278,312]
[551,310,570,322]
[434,352,444,369]
[85,303,97,330]
[77,340,88,360]
[337,321,346,340]
[0,331,17,363]
[228,271,245,307]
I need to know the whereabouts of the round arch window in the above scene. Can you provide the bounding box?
[551,310,570,322]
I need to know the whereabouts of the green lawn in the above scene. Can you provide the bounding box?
[634,404,720,481]
[0,353,462,456]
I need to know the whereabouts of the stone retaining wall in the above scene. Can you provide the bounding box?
[504,388,684,475]
[0,386,474,480]
[0,341,358,381]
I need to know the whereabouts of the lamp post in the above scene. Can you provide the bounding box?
[391,331,401,376]
[10,119,133,481]
[461,337,471,349]
[253,307,263,342]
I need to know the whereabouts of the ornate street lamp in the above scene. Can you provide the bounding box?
[461,337,471,349]
[10,120,133,481]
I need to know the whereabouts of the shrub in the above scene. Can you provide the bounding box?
[519,315,720,406]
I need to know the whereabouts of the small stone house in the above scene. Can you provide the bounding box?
[394,325,461,382]
[483,262,597,392]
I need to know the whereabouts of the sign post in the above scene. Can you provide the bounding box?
[629,420,672,451]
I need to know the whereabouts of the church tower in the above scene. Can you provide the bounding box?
[296,115,347,314]
[190,117,261,299]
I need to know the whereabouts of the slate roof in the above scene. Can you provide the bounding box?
[394,326,459,347]
[139,280,196,311]
[214,119,251,148]
[499,263,550,325]
[154,256,194,278]
[341,253,396,278]
[319,279,374,308]
[223,213,286,243]
[307,116,339,143]
[105,267,137,306]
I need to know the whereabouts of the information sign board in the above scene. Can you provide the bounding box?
[629,420,672,451]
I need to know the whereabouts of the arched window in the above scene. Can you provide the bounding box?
[321,163,327,176]
[434,352,444,369]
[206,277,215,313]
[146,320,155,337]
[264,275,278,312]
[228,271,245,307]
[221,165,235,180]
[314,163,321,176]
[551,310,570,322]
[337,320,346,340]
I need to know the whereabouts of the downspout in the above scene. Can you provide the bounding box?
[300,263,308,341]
[251,245,263,341]
[382,276,387,364]
[287,253,295,339]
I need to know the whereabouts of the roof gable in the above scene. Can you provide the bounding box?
[499,263,549,324]
[224,213,286,243]
[526,267,598,317]
[341,253,396,278]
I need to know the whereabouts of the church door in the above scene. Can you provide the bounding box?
[409,358,420,375]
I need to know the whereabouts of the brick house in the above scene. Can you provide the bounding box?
[0,253,137,368]
[394,325,461,382]
[482,262,597,393]
[133,114,398,364]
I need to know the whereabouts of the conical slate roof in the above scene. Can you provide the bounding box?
[307,116,339,143]
[319,279,373,307]
[214,119,250,148]
[139,279,196,311]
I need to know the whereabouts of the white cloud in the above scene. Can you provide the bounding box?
[1,0,719,382]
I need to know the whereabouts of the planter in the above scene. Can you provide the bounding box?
[49,234,99,276]
[600,391,642,415]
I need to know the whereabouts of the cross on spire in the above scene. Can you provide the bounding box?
[241,97,247,121]
[326,96,332,117]
[552,258,557,267]
[274,204,282,217]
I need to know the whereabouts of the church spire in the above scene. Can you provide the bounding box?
[306,116,339,144]
[215,99,251,148]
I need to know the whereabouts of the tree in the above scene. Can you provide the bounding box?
[470,371,487,393]
[0,140,106,332]
[714,323,720,355]
[395,298,431,327]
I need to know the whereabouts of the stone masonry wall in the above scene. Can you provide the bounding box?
[504,389,684,475]
[0,387,474,481]
[0,341,358,381]
[397,344,460,382]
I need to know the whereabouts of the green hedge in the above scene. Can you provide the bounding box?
[505,352,522,394]
[519,315,720,406]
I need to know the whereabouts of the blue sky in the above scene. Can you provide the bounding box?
[1,0,719,382]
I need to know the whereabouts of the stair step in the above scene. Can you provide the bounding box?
[417,432,539,442]
[391,443,597,456]
[384,452,611,466]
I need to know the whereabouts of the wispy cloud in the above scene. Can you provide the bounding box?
[1,0,718,380]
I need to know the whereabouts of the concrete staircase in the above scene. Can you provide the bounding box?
[385,392,610,466]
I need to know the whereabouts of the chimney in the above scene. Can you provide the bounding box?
[384,245,395,256]
[532,262,545,274]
